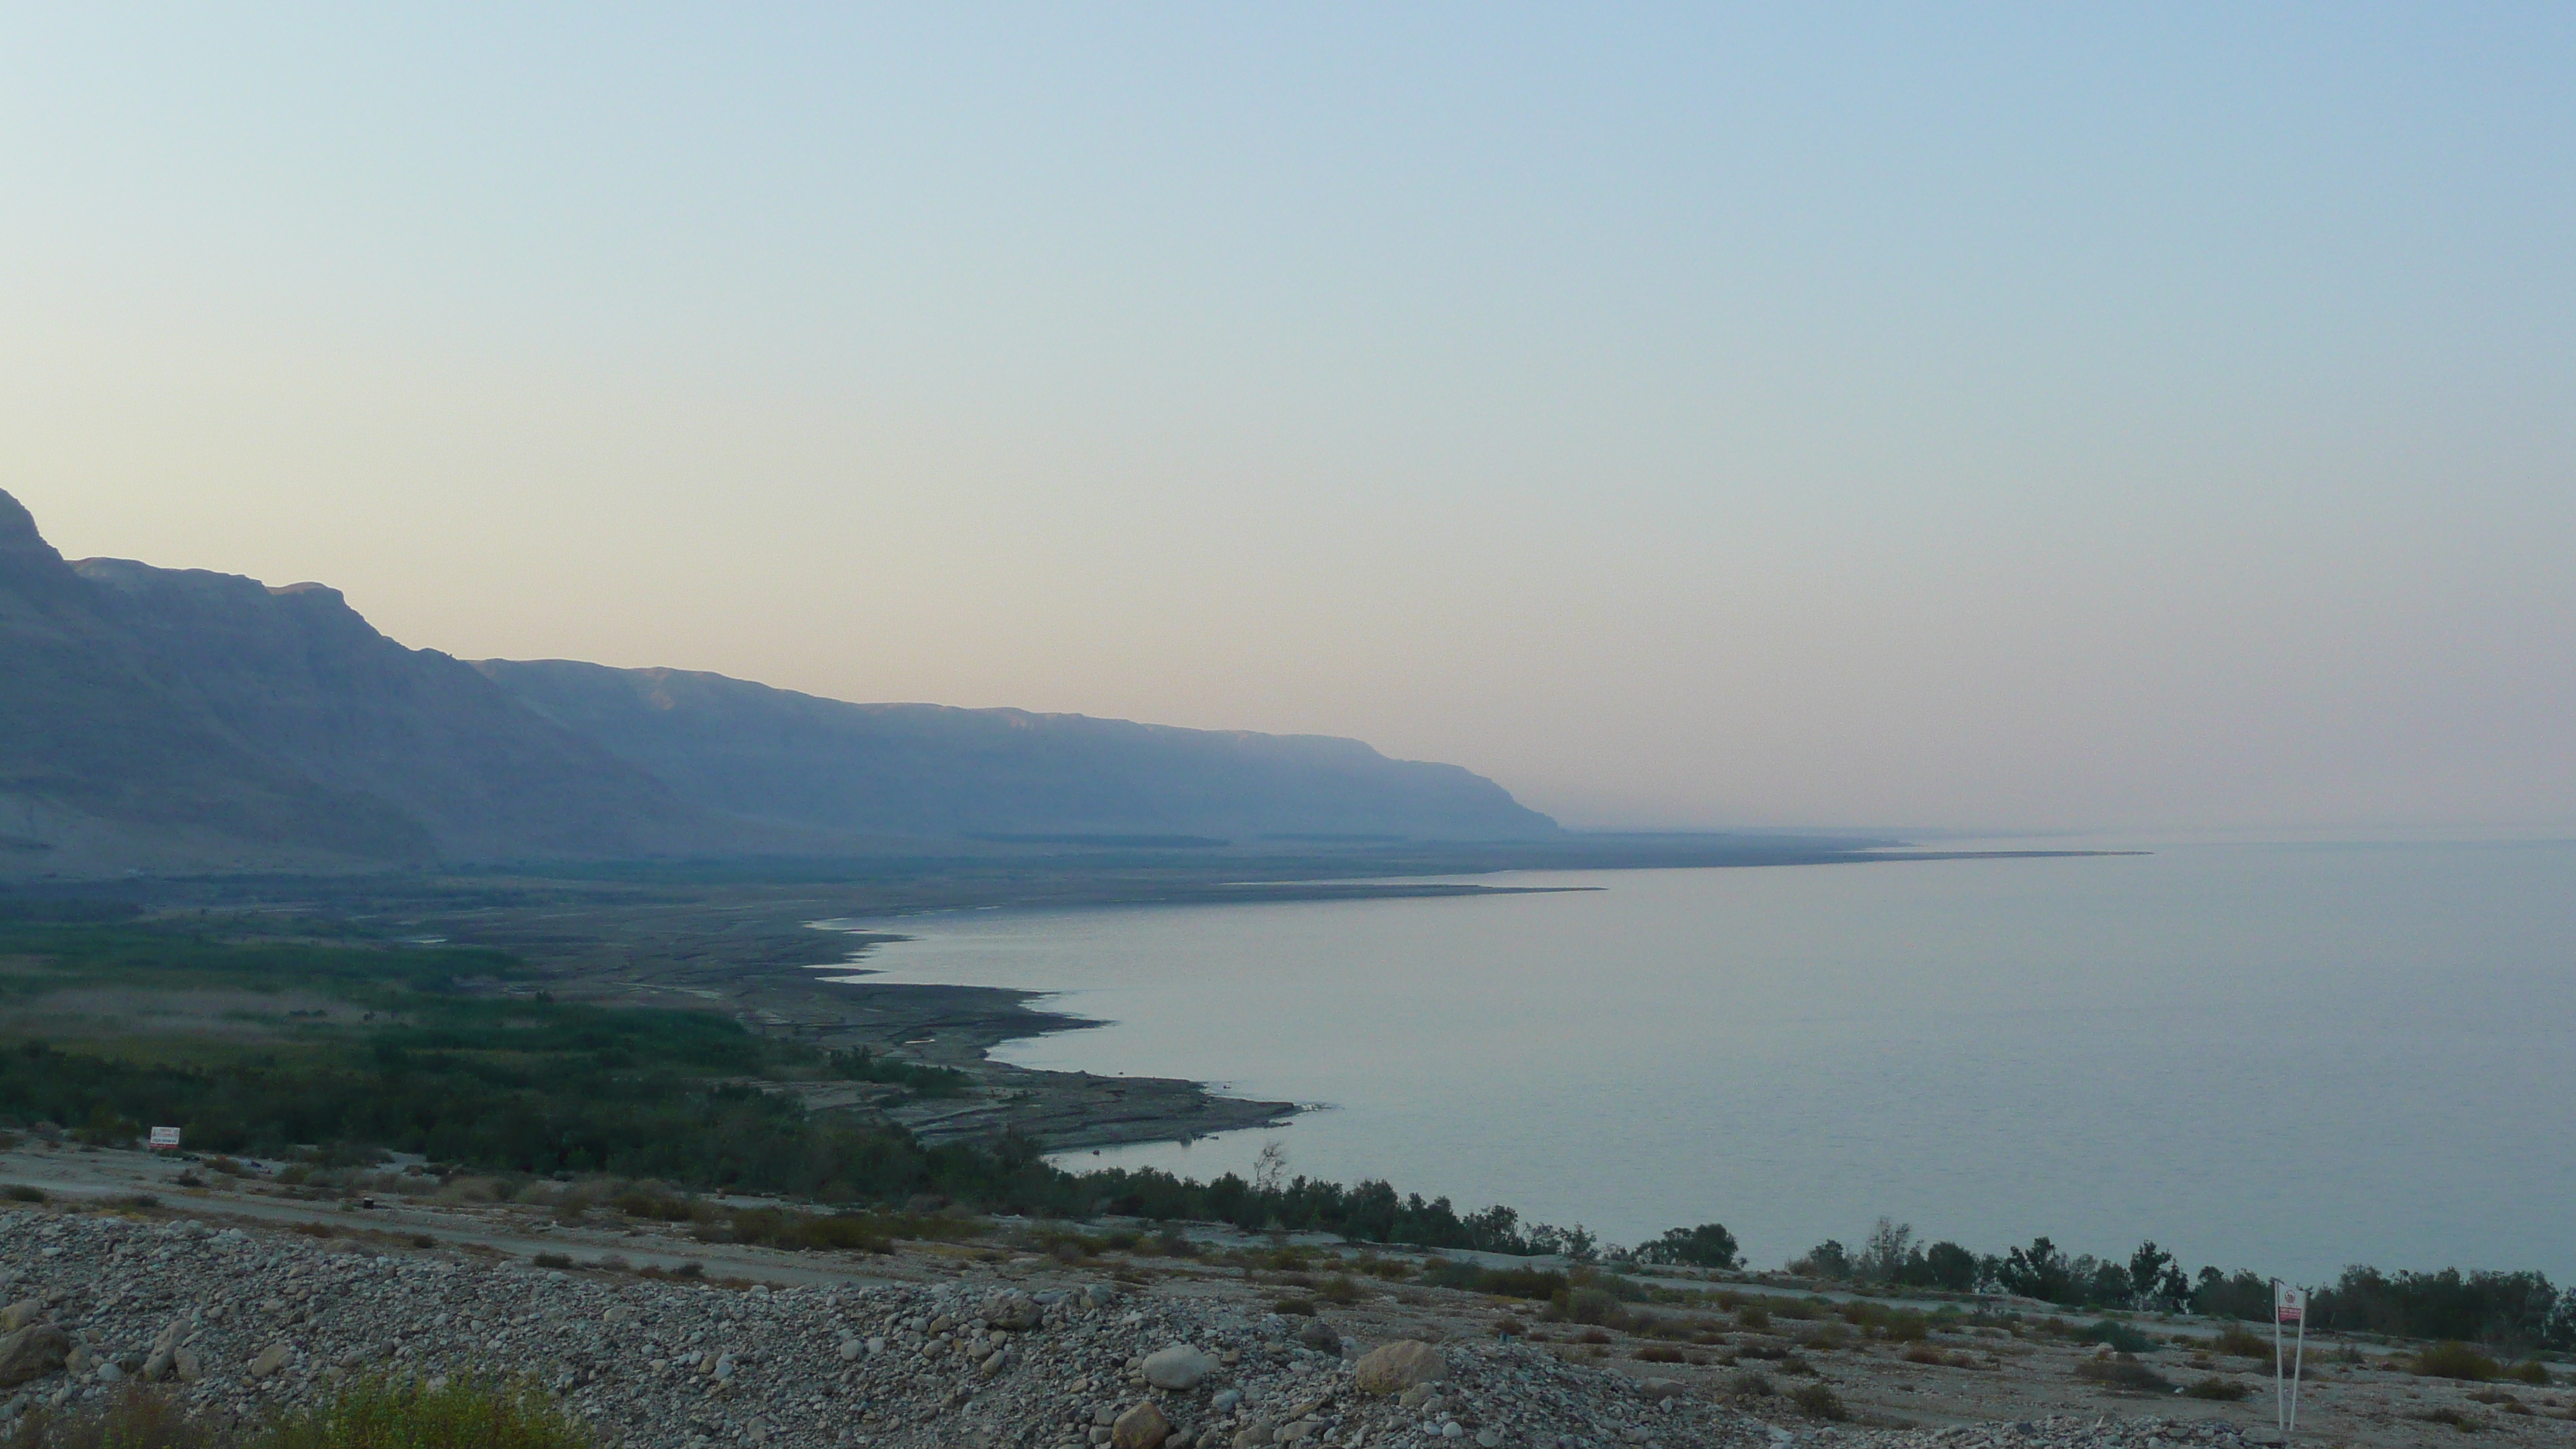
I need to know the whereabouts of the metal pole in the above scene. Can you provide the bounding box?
[2272,1279,2286,1438]
[2290,1312,2306,1434]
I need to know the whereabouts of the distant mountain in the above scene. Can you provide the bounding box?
[0,492,743,873]
[0,490,1553,873]
[472,659,1560,844]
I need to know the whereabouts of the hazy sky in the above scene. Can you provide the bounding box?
[7,6,2571,831]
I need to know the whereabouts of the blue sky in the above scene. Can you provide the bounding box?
[7,5,2571,829]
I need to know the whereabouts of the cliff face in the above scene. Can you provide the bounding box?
[0,495,435,870]
[0,489,1553,875]
[0,492,726,871]
[472,659,1561,843]
[63,560,724,862]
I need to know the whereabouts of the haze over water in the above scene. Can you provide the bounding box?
[835,838,2576,1284]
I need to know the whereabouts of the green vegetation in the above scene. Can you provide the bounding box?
[1639,1222,1739,1269]
[0,1376,587,1449]
[824,1047,968,1098]
[0,921,1652,1255]
[1786,1383,1847,1420]
[1793,1215,2576,1353]
[2074,1354,2173,1392]
[2413,1341,2506,1382]
[2182,1375,2254,1401]
[2071,1319,2159,1354]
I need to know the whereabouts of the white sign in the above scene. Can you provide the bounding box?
[2275,1283,2305,1324]
[148,1126,182,1149]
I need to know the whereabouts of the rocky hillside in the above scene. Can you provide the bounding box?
[0,493,743,874]
[474,660,1558,844]
[0,1207,1777,1449]
[0,491,1553,875]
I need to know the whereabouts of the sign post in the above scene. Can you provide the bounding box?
[2273,1280,2307,1437]
[148,1126,183,1151]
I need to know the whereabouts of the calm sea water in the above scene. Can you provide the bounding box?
[824,838,2576,1283]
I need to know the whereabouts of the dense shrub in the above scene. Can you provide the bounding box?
[2072,1319,2160,1355]
[2413,1341,2504,1382]
[2074,1355,2173,1392]
[1639,1223,1739,1269]
[2212,1324,2273,1359]
[0,1376,587,1449]
[2314,1267,2569,1351]
[1787,1384,1846,1420]
[262,1375,588,1449]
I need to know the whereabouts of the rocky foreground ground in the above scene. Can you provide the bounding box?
[2,1171,2569,1449]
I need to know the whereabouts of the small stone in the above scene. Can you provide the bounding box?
[1211,1390,1244,1414]
[1143,1345,1216,1392]
[1440,1426,1464,1441]
[839,1338,864,1362]
[1113,1401,1173,1449]
[1477,1432,1501,1449]
[1233,1420,1276,1449]
[248,1343,291,1381]
[0,1302,40,1333]
[1354,1341,1448,1396]
[1296,1319,1339,1354]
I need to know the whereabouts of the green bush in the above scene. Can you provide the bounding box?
[2503,1359,2551,1386]
[1787,1384,1846,1420]
[0,1377,587,1449]
[2413,1341,2504,1382]
[2,1387,221,1448]
[2073,1354,2173,1392]
[261,1374,589,1449]
[1420,1259,1565,1300]
[1639,1222,1740,1269]
[2212,1324,2273,1359]
[2183,1375,2252,1400]
[2073,1319,2159,1355]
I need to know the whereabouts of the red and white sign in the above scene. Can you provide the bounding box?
[2275,1283,2305,1324]
[148,1126,182,1149]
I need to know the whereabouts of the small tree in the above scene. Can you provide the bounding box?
[1641,1222,1742,1269]
[1856,1218,1915,1283]
[1252,1140,1289,1195]
[1999,1237,2074,1303]
[1921,1240,1981,1292]
[2129,1242,2192,1310]
[1792,1238,1852,1279]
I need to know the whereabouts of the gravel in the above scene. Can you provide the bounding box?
[0,1207,2263,1449]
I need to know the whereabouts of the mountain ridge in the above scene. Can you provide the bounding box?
[0,490,1555,874]
[472,658,1558,844]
